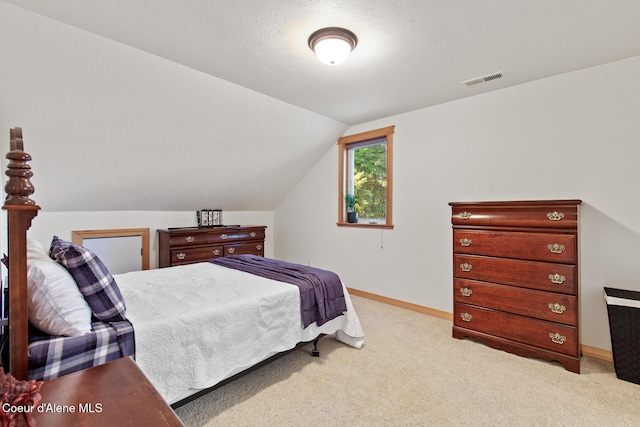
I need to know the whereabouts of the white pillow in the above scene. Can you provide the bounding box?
[26,239,92,336]
[26,238,50,262]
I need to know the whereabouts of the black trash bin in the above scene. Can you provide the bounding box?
[604,287,640,385]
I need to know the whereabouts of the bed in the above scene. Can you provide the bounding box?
[2,128,364,406]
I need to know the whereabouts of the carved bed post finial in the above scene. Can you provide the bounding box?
[5,127,36,206]
[3,127,40,380]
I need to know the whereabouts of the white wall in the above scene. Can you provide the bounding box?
[0,2,347,213]
[274,54,640,352]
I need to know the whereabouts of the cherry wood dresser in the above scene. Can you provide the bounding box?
[158,225,266,268]
[449,200,582,373]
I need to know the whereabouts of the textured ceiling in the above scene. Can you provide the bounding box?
[5,0,640,125]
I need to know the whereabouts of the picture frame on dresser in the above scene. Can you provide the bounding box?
[197,209,223,227]
[449,199,582,373]
[198,209,210,227]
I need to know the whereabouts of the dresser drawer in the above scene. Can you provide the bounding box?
[453,229,576,263]
[453,254,577,294]
[231,228,265,241]
[168,230,258,247]
[168,232,211,247]
[451,202,578,229]
[454,279,577,325]
[454,303,578,356]
[170,246,223,265]
[209,230,254,244]
[224,242,264,257]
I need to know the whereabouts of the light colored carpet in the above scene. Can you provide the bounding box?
[174,295,640,426]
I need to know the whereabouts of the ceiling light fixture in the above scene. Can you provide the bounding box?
[308,27,358,66]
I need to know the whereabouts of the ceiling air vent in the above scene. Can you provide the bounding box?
[462,71,504,87]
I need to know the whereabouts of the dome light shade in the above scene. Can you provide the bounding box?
[308,27,358,65]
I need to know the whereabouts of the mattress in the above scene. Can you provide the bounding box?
[114,262,364,404]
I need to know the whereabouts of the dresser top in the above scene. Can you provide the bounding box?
[159,225,266,234]
[449,199,582,207]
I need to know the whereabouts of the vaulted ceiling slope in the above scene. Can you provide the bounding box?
[0,3,347,212]
[2,1,640,212]
[5,0,640,125]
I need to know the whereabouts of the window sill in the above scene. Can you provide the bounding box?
[336,222,394,229]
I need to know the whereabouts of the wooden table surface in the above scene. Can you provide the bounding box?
[18,357,183,427]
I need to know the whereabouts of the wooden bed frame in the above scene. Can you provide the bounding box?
[2,127,40,380]
[1,128,326,404]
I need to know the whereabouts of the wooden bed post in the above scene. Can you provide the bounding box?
[2,127,40,380]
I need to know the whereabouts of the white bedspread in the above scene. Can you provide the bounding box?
[114,262,364,404]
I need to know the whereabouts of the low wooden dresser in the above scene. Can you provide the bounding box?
[158,225,266,268]
[449,200,582,373]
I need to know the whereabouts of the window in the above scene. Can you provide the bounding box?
[337,126,394,228]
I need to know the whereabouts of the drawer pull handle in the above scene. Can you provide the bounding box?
[459,211,472,220]
[548,303,567,314]
[256,244,262,250]
[460,287,473,297]
[548,273,566,284]
[549,332,567,345]
[228,247,235,254]
[213,249,220,256]
[250,232,256,237]
[460,263,472,272]
[176,253,186,260]
[460,312,473,322]
[221,234,227,240]
[185,236,195,243]
[547,211,565,221]
[459,238,472,247]
[547,243,565,254]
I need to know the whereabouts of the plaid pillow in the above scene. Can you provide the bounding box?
[49,236,126,322]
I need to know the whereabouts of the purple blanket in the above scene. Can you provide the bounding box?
[210,255,347,327]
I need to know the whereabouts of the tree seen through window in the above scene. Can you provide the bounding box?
[353,144,386,220]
